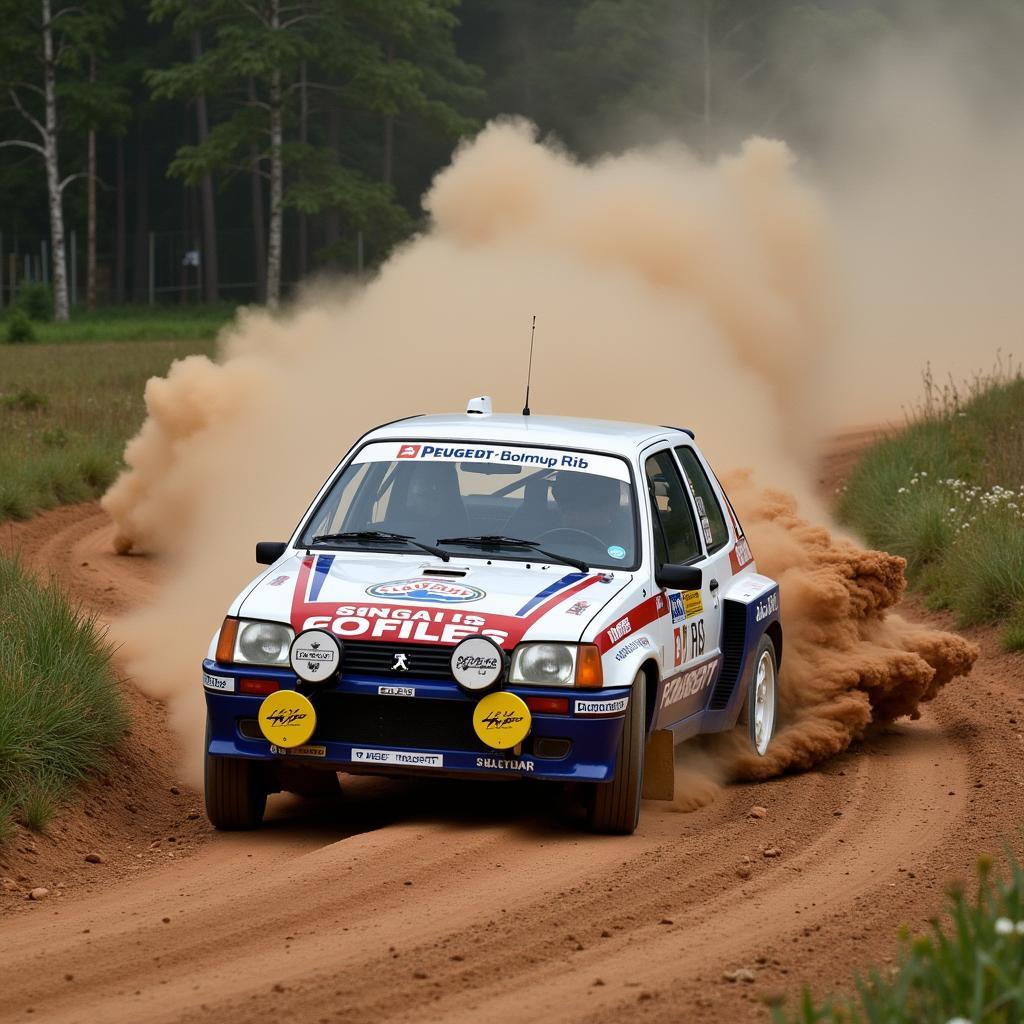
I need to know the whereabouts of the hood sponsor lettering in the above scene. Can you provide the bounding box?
[367,578,485,604]
[302,605,508,646]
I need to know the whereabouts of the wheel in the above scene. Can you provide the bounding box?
[588,672,646,834]
[204,725,268,830]
[278,764,342,798]
[745,635,778,756]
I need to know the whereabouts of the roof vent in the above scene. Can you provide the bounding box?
[466,395,492,416]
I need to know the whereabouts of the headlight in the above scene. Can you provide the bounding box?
[233,620,294,666]
[509,643,577,686]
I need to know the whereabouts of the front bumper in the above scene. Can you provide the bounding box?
[202,659,629,782]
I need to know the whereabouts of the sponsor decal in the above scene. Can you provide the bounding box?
[673,627,683,667]
[689,618,706,659]
[614,636,651,661]
[755,591,779,622]
[731,535,754,572]
[574,696,629,716]
[378,685,416,697]
[203,672,234,692]
[450,635,504,691]
[352,748,443,767]
[472,691,532,750]
[258,690,317,748]
[366,578,485,604]
[566,601,591,617]
[354,441,631,482]
[683,590,703,617]
[606,617,632,644]
[659,658,721,712]
[607,544,626,560]
[289,629,341,682]
[669,592,686,622]
[271,743,327,758]
[292,558,602,649]
[302,605,509,646]
[268,575,290,587]
[594,593,670,654]
[695,496,706,516]
[700,516,714,546]
[476,756,535,772]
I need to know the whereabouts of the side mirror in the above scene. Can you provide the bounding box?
[256,541,288,565]
[655,563,703,590]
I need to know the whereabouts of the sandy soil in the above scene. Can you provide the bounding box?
[0,496,1021,1024]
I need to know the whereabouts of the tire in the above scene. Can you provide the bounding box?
[744,635,778,756]
[588,672,646,835]
[205,748,268,830]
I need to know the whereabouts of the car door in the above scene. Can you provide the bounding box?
[643,449,721,728]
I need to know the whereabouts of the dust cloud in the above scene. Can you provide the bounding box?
[102,31,1008,787]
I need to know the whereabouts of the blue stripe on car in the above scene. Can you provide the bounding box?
[308,554,335,602]
[513,572,588,617]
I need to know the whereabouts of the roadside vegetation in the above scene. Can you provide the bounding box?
[0,555,126,839]
[2,288,235,343]
[777,855,1024,1023]
[0,335,215,523]
[838,362,1024,651]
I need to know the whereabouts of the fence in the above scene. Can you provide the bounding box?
[0,227,368,309]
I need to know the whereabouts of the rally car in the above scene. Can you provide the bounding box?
[202,398,782,835]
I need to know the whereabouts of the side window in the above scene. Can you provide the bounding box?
[644,451,701,564]
[675,447,729,553]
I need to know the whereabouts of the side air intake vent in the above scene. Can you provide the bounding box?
[709,601,747,710]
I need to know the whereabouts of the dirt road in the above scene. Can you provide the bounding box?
[1,502,1022,1023]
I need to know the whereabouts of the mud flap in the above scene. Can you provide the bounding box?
[641,729,675,801]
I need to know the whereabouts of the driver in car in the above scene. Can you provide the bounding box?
[549,472,631,552]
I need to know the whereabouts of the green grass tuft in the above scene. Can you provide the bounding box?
[776,855,1024,1023]
[1001,602,1024,653]
[0,554,127,839]
[839,363,1024,647]
[0,337,214,524]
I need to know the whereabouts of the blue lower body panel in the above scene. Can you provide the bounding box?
[202,660,628,783]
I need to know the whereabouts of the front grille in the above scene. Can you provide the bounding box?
[313,693,486,752]
[709,601,746,710]
[341,641,456,681]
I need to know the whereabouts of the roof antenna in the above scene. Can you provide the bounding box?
[522,315,536,417]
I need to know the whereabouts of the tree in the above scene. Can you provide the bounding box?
[0,0,120,319]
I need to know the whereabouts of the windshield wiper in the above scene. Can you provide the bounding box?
[436,534,589,573]
[310,530,450,562]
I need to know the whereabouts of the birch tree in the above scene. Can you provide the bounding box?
[0,0,118,320]
[149,0,329,309]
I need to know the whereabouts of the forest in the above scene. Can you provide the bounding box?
[0,0,1017,318]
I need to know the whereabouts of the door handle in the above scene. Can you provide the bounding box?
[709,578,720,591]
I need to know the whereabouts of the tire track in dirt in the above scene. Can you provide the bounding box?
[1,502,1020,1024]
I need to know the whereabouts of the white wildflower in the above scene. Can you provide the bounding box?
[995,917,1015,935]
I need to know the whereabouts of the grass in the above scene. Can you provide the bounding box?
[838,361,1024,650]
[0,554,126,836]
[0,302,236,343]
[0,336,215,524]
[776,855,1024,1023]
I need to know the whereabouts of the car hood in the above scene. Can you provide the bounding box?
[237,550,634,649]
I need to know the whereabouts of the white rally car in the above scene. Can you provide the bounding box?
[202,399,781,834]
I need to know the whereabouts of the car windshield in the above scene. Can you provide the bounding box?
[299,440,639,570]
